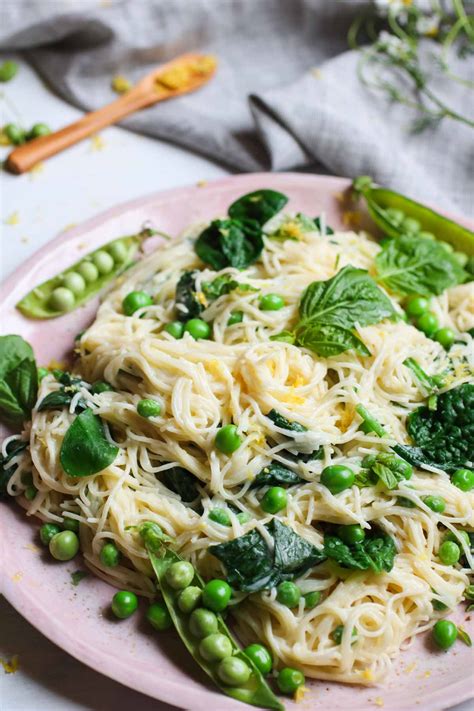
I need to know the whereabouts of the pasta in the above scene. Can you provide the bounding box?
[8,215,474,685]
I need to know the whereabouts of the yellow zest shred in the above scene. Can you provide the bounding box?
[294,685,309,702]
[374,697,384,707]
[196,291,208,307]
[197,180,207,187]
[4,211,19,226]
[156,55,217,91]
[362,668,375,681]
[47,359,66,371]
[90,134,105,151]
[0,130,12,146]
[1,655,19,674]
[342,210,361,228]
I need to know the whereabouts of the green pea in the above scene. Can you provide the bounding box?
[417,311,439,336]
[443,530,470,548]
[28,123,51,139]
[432,619,458,650]
[321,465,355,494]
[202,579,232,612]
[451,469,474,492]
[237,511,251,524]
[177,585,202,614]
[0,60,18,82]
[331,625,357,645]
[215,424,241,454]
[361,454,377,468]
[37,366,49,382]
[243,643,273,674]
[92,250,114,274]
[439,242,454,253]
[337,524,366,545]
[108,241,128,262]
[260,486,287,514]
[405,296,430,318]
[166,561,194,590]
[401,217,420,234]
[137,398,162,418]
[62,272,86,295]
[49,287,75,312]
[438,541,460,565]
[453,251,468,267]
[277,667,305,694]
[209,508,231,526]
[304,591,322,609]
[379,237,392,247]
[62,517,79,533]
[199,633,233,661]
[111,590,138,619]
[217,657,251,686]
[422,495,446,513]
[260,293,285,311]
[434,327,455,349]
[418,231,435,240]
[164,321,185,339]
[189,608,218,638]
[100,542,120,567]
[276,581,301,608]
[122,290,153,315]
[49,530,79,561]
[24,485,37,500]
[91,381,114,394]
[227,310,243,326]
[385,208,404,226]
[146,601,172,631]
[4,123,25,145]
[77,261,99,283]
[184,318,211,340]
[39,523,61,546]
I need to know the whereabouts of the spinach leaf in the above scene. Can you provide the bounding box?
[60,408,119,477]
[324,531,396,573]
[201,274,257,301]
[250,461,304,489]
[267,409,307,433]
[0,439,27,499]
[0,335,38,427]
[313,217,334,235]
[175,271,204,322]
[406,383,474,472]
[211,519,325,592]
[294,266,395,357]
[228,190,288,226]
[375,235,466,296]
[162,466,201,503]
[195,219,263,270]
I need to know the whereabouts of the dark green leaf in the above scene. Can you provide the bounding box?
[375,235,466,296]
[313,216,334,235]
[175,271,204,322]
[60,409,119,477]
[201,274,257,301]
[37,390,87,413]
[324,531,396,573]
[0,335,38,427]
[211,519,325,592]
[295,321,371,357]
[195,219,264,270]
[267,409,307,433]
[162,466,201,503]
[0,439,27,499]
[228,190,288,226]
[250,461,304,489]
[71,570,88,586]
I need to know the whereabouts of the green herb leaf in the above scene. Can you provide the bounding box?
[324,531,397,573]
[0,335,38,427]
[195,219,263,270]
[60,408,119,477]
[375,235,466,296]
[161,466,201,503]
[250,461,304,489]
[457,626,472,647]
[403,358,444,397]
[175,271,204,322]
[294,266,395,357]
[228,189,288,226]
[211,519,325,592]
[313,216,334,235]
[0,439,27,499]
[71,570,88,586]
[201,274,257,300]
[267,409,307,433]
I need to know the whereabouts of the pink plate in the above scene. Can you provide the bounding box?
[1,173,473,711]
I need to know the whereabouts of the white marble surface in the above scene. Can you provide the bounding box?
[0,56,472,711]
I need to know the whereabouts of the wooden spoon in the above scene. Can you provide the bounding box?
[6,52,217,174]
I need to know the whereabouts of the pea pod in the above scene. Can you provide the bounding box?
[352,176,474,255]
[142,534,283,710]
[16,227,155,319]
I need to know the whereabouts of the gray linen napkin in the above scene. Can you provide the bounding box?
[1,0,473,215]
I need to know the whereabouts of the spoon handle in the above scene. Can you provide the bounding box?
[6,88,154,174]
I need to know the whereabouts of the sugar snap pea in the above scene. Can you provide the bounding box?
[352,176,474,255]
[140,524,283,710]
[16,227,155,319]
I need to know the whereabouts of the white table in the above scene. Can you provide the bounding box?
[0,56,472,711]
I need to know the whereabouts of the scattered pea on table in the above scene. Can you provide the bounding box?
[49,530,80,561]
[111,590,138,619]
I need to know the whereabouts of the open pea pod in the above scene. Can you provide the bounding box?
[145,544,283,711]
[353,176,474,255]
[16,227,155,319]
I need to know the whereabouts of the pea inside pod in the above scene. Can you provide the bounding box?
[16,228,155,319]
[142,530,283,710]
[352,176,474,256]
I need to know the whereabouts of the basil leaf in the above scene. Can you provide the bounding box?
[250,461,304,489]
[313,217,334,235]
[195,219,263,270]
[201,274,257,301]
[228,189,288,226]
[162,466,201,503]
[267,409,307,433]
[175,271,204,322]
[211,519,325,592]
[371,462,400,490]
[294,266,395,357]
[375,235,466,296]
[0,335,38,427]
[0,439,27,499]
[37,390,87,413]
[60,408,119,477]
[324,531,396,573]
